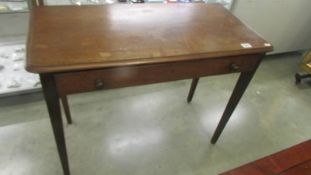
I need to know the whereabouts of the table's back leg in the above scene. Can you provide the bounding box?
[60,95,72,124]
[187,77,200,103]
[211,70,257,144]
[40,74,71,175]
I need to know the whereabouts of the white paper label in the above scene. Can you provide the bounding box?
[241,43,252,48]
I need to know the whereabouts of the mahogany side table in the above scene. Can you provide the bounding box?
[26,4,273,175]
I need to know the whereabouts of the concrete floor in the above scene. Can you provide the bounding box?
[0,52,311,175]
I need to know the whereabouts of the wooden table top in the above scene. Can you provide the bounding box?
[26,3,272,73]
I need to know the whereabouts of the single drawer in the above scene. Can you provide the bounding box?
[55,54,262,96]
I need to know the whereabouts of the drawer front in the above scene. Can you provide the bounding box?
[55,54,262,96]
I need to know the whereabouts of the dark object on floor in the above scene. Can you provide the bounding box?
[220,139,311,175]
[295,73,311,84]
[130,0,144,3]
[295,51,311,85]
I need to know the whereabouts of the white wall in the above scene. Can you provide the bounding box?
[1,1,311,54]
[232,0,311,54]
[0,13,29,43]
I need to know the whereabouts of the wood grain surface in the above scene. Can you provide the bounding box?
[54,54,261,96]
[26,3,272,73]
[220,140,311,175]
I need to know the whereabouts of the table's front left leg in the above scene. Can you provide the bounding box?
[211,70,257,144]
[40,74,70,175]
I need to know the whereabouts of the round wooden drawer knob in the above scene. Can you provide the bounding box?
[230,63,240,72]
[95,79,104,89]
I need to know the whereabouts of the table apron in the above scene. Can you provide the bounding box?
[54,54,262,96]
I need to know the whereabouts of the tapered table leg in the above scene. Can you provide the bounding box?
[61,96,72,124]
[187,77,200,103]
[211,70,257,144]
[40,74,70,175]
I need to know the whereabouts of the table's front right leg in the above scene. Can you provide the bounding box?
[40,74,70,175]
[210,70,257,144]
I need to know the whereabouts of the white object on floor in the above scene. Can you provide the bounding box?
[0,42,40,97]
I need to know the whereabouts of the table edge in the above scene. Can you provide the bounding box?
[26,47,273,74]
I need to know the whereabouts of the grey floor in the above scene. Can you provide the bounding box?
[0,53,311,175]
